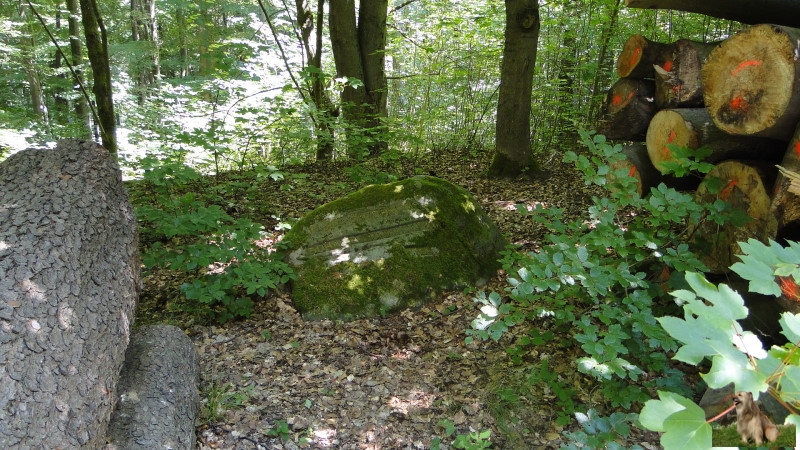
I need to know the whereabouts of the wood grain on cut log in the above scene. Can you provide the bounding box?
[646,108,784,173]
[606,144,699,197]
[654,39,718,109]
[0,140,139,449]
[624,0,800,29]
[616,34,673,79]
[702,24,800,140]
[771,123,800,240]
[597,78,656,141]
[690,160,777,273]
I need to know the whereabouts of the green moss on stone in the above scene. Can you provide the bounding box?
[283,176,507,320]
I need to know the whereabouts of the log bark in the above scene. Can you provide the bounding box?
[690,160,777,273]
[646,108,785,173]
[597,78,656,141]
[0,140,139,448]
[702,24,800,141]
[606,144,699,197]
[616,33,672,79]
[770,123,800,240]
[624,0,800,29]
[654,39,718,109]
[106,324,200,450]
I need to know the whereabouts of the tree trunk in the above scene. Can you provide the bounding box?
[702,24,800,141]
[19,5,47,122]
[587,0,622,124]
[597,78,656,141]
[653,39,718,109]
[771,123,800,241]
[80,0,117,153]
[175,6,189,78]
[624,0,800,29]
[488,0,540,177]
[130,0,160,104]
[329,0,388,158]
[66,0,91,138]
[0,140,138,448]
[615,33,673,79]
[690,160,777,273]
[645,108,784,173]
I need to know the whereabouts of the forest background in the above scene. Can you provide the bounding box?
[0,0,738,170]
[3,0,800,448]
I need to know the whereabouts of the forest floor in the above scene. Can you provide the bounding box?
[133,147,665,449]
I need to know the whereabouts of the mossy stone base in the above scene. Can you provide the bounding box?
[284,176,507,320]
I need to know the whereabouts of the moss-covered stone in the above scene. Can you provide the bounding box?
[283,176,507,320]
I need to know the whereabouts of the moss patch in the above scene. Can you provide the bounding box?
[283,176,507,320]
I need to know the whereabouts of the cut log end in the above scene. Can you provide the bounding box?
[691,161,777,273]
[702,24,800,139]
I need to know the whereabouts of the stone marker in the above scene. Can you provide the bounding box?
[284,175,507,320]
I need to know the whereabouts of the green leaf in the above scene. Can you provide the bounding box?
[639,391,693,432]
[660,400,711,449]
[780,312,800,343]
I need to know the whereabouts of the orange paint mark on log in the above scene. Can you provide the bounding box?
[731,96,748,111]
[794,141,800,157]
[731,59,762,76]
[628,166,637,178]
[779,276,800,302]
[612,94,622,106]
[666,130,677,143]
[663,60,673,72]
[719,179,738,200]
[672,84,683,93]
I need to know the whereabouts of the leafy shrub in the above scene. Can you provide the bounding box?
[135,154,293,322]
[640,266,800,449]
[467,130,750,411]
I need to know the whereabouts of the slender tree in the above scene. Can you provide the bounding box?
[329,0,388,157]
[488,0,540,177]
[80,0,117,153]
[66,0,91,137]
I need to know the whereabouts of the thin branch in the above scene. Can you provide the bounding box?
[255,0,308,104]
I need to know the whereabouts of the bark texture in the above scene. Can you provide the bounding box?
[771,124,800,239]
[624,0,800,29]
[597,77,656,141]
[615,33,672,79]
[0,140,139,448]
[80,0,118,153]
[489,0,540,177]
[653,39,717,109]
[106,324,200,450]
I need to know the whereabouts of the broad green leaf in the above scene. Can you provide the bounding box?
[780,312,800,343]
[639,391,691,432]
[660,402,711,450]
[701,354,767,392]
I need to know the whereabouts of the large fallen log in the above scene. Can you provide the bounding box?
[702,24,800,141]
[645,108,784,173]
[0,140,139,448]
[597,77,656,141]
[624,0,800,29]
[690,160,777,273]
[653,39,718,109]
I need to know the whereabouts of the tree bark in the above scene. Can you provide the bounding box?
[329,0,388,158]
[0,140,138,448]
[130,0,161,104]
[645,108,784,173]
[597,78,655,141]
[702,24,800,141]
[624,0,800,29]
[653,39,718,109]
[488,0,540,177]
[80,0,118,153]
[690,160,777,273]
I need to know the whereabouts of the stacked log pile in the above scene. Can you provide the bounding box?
[599,23,800,276]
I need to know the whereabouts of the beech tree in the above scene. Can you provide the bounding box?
[488,0,540,177]
[80,0,117,153]
[329,0,388,157]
